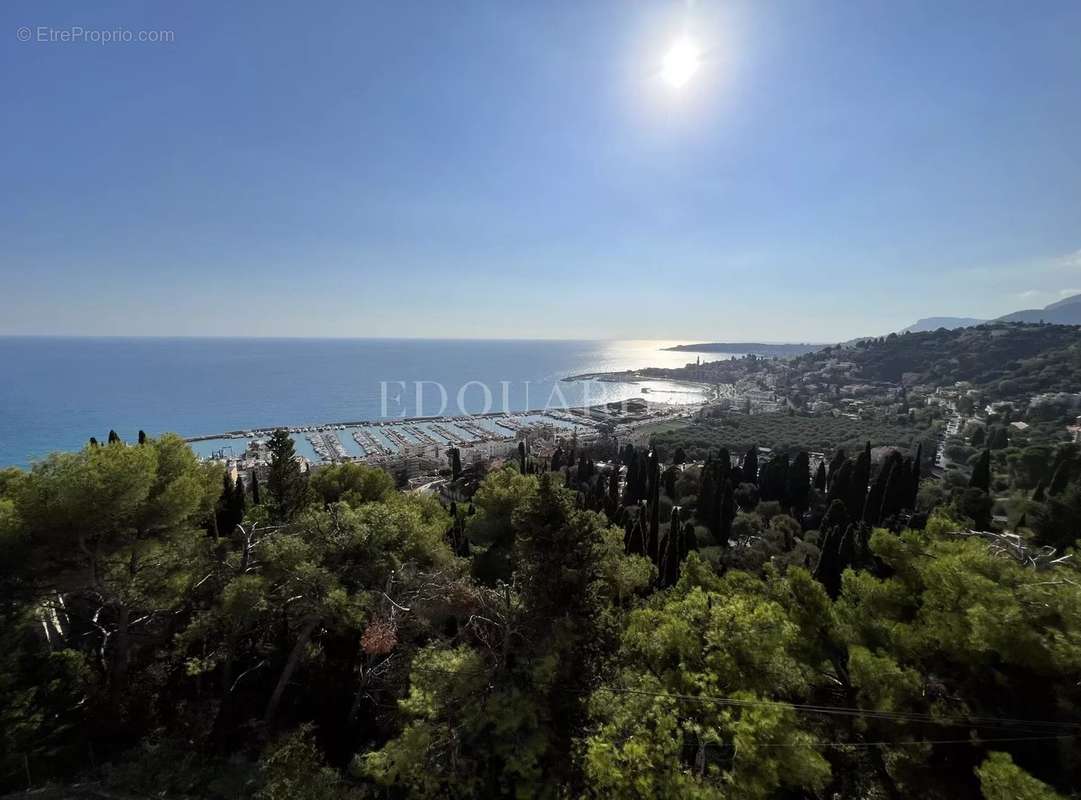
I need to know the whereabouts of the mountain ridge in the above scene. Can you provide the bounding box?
[902,292,1081,332]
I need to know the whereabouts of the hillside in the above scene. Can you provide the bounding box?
[997,292,1081,324]
[817,322,1081,395]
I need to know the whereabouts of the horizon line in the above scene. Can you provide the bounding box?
[0,333,835,346]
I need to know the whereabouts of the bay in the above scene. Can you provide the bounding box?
[0,337,729,467]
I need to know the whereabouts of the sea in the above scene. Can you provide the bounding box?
[0,337,730,468]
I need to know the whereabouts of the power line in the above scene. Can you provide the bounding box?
[406,666,1081,734]
[715,735,1075,750]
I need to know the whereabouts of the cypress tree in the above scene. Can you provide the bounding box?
[672,447,686,465]
[971,427,986,447]
[719,478,735,547]
[606,468,620,520]
[787,451,811,513]
[663,465,677,500]
[646,450,659,507]
[648,459,661,566]
[742,446,759,486]
[863,457,891,526]
[969,449,991,493]
[758,455,785,503]
[682,521,698,556]
[698,464,715,530]
[847,442,871,523]
[910,443,922,508]
[827,448,847,490]
[518,441,527,474]
[880,454,908,520]
[814,504,851,599]
[215,473,245,535]
[138,430,147,445]
[813,460,827,492]
[820,497,849,536]
[108,430,121,444]
[717,448,732,479]
[1048,458,1073,496]
[827,459,853,511]
[89,437,98,447]
[232,475,248,525]
[250,470,261,505]
[624,511,647,557]
[659,507,683,588]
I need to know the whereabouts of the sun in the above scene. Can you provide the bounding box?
[661,37,701,89]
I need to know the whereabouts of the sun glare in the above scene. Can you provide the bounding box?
[661,37,700,89]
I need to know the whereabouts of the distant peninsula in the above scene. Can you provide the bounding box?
[665,342,827,357]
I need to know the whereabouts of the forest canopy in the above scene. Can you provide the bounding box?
[1,389,1079,798]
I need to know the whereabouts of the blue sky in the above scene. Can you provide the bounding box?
[2,0,1079,340]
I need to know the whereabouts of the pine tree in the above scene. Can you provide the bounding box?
[267,429,309,521]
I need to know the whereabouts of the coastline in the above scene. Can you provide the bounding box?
[561,370,720,398]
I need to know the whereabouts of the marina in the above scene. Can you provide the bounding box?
[184,396,706,474]
[189,409,597,467]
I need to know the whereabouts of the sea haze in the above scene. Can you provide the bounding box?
[0,337,729,467]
